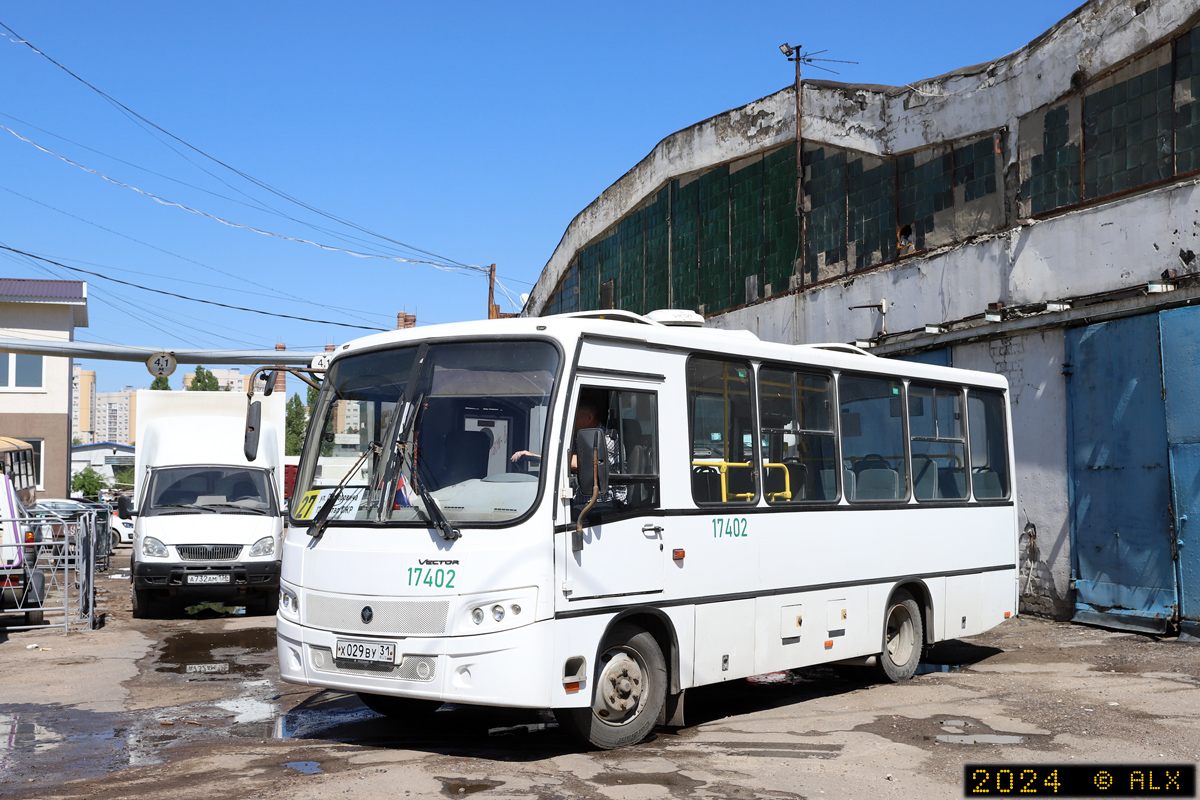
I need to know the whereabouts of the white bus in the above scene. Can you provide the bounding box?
[276,310,1017,749]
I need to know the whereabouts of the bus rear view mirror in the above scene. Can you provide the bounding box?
[244,400,262,462]
[262,371,278,396]
[574,428,609,550]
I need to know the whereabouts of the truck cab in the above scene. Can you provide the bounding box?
[122,390,285,617]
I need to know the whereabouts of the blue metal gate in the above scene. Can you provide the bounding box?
[1160,307,1200,639]
[1066,314,1177,632]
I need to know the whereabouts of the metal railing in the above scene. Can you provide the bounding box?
[0,509,105,632]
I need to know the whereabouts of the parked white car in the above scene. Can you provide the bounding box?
[110,516,135,547]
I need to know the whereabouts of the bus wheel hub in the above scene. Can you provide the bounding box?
[599,653,642,719]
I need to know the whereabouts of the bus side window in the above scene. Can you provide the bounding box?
[968,389,1010,500]
[839,374,908,502]
[758,367,837,503]
[909,382,967,502]
[687,357,757,505]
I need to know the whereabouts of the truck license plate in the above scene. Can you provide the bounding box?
[186,573,231,585]
[335,639,396,664]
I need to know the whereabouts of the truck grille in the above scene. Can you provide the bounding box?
[178,545,242,561]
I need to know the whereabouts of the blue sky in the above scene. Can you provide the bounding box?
[0,1,1083,394]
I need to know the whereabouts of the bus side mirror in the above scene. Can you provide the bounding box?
[117,495,134,520]
[573,428,609,551]
[245,400,262,462]
[262,371,278,397]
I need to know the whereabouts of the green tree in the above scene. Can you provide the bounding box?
[71,467,109,500]
[285,393,307,456]
[150,375,171,390]
[187,365,221,391]
[112,465,135,489]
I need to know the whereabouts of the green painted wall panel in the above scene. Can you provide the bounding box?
[671,179,700,313]
[729,158,764,307]
[698,165,730,312]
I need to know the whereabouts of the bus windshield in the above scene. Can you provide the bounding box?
[292,339,559,527]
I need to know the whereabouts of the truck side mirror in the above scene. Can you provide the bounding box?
[573,428,609,551]
[262,371,278,397]
[117,495,134,520]
[244,400,262,462]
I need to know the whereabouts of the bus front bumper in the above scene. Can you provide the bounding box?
[276,614,557,709]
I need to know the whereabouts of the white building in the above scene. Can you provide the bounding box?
[524,0,1200,636]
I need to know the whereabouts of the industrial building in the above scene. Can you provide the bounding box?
[524,0,1200,636]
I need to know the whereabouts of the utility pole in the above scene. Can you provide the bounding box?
[780,43,804,293]
[487,263,516,319]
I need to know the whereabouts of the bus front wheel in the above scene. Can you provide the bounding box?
[877,590,923,682]
[556,623,666,750]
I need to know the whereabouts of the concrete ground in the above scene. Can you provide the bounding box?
[0,549,1197,800]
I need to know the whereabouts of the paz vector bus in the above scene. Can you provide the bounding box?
[274,309,1017,749]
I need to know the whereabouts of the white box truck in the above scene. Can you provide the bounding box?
[120,390,285,617]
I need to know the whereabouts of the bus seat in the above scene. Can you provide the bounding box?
[856,468,899,500]
[692,467,721,503]
[939,467,966,499]
[436,430,490,487]
[820,468,855,501]
[973,468,1003,499]
[912,457,938,500]
[778,460,807,501]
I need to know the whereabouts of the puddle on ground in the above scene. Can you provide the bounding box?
[283,760,323,774]
[154,627,276,679]
[853,715,1049,751]
[592,772,706,792]
[916,663,964,675]
[936,733,1026,744]
[437,777,504,795]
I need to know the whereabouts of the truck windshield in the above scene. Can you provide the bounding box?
[144,466,277,516]
[292,339,559,527]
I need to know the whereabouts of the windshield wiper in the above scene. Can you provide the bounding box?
[202,503,269,514]
[412,477,460,541]
[154,503,216,512]
[309,442,380,540]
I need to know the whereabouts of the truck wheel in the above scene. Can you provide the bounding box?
[877,589,923,683]
[131,585,153,619]
[25,609,44,625]
[554,622,666,750]
[357,693,441,718]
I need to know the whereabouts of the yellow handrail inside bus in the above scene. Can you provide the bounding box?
[692,460,791,502]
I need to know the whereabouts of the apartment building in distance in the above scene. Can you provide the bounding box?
[71,365,96,445]
[94,387,137,446]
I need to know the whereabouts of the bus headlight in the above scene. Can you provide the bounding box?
[492,605,505,622]
[471,608,484,625]
[280,586,299,616]
[249,536,275,557]
[142,537,168,558]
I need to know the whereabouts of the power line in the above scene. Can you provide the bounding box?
[0,183,394,324]
[0,21,481,272]
[0,124,488,273]
[0,110,453,266]
[0,244,389,331]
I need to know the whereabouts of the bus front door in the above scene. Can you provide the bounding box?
[561,382,665,602]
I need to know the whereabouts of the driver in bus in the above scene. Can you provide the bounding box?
[510,393,626,504]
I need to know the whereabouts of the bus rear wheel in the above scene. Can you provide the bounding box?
[555,623,666,750]
[357,693,441,718]
[877,589,923,682]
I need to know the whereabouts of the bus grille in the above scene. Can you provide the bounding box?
[308,646,437,682]
[178,545,242,561]
[303,595,450,636]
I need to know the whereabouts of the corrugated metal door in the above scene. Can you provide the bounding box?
[1067,314,1177,632]
[1160,307,1200,639]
